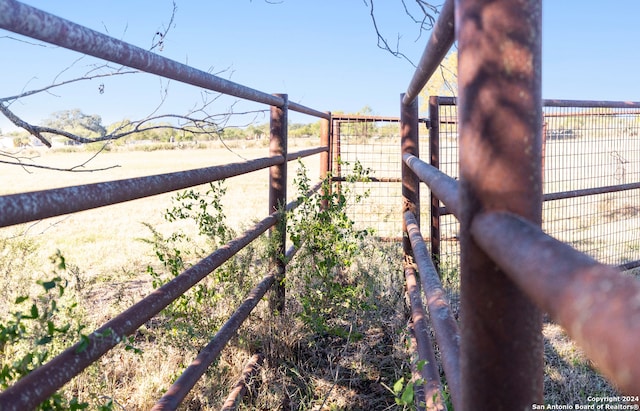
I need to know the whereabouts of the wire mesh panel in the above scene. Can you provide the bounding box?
[331,117,429,239]
[433,100,460,278]
[543,105,640,267]
[432,99,640,272]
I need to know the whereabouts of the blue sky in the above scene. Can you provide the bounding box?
[1,1,640,132]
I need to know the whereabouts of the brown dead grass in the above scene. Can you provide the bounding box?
[543,320,620,405]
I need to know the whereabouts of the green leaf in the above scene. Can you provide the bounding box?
[29,304,38,319]
[417,359,428,372]
[36,335,52,346]
[14,296,28,304]
[401,381,415,404]
[40,279,57,292]
[393,377,405,395]
[76,334,90,353]
[69,396,89,410]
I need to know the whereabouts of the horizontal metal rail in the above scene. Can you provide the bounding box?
[543,109,640,118]
[0,156,283,228]
[404,211,462,411]
[220,353,265,411]
[619,260,640,271]
[331,115,401,122]
[286,146,328,161]
[437,96,640,110]
[403,154,460,218]
[543,99,640,109]
[543,182,640,202]
[332,176,402,183]
[0,0,329,119]
[403,0,455,106]
[153,273,276,410]
[0,213,278,410]
[471,211,640,395]
[404,264,446,410]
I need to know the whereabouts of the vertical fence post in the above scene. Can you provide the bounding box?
[402,94,420,248]
[401,93,424,407]
[320,113,331,209]
[456,0,543,409]
[429,96,441,275]
[269,94,288,314]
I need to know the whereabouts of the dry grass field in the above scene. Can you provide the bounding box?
[1,134,634,408]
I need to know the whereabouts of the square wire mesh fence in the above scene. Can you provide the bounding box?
[543,105,640,268]
[330,102,640,277]
[432,102,460,278]
[331,117,430,240]
[432,99,640,273]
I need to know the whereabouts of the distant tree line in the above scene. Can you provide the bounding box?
[3,109,329,147]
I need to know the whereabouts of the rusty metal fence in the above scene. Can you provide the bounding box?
[0,1,331,409]
[399,0,640,409]
[3,0,640,409]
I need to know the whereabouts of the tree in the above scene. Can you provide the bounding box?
[422,50,457,98]
[419,49,458,112]
[0,1,259,171]
[43,109,106,138]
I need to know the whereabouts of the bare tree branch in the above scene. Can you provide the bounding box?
[0,143,119,172]
[150,1,177,52]
[0,35,55,48]
[363,0,439,67]
[400,0,437,41]
[0,1,270,171]
[0,69,139,105]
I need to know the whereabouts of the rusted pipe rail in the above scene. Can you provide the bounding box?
[471,211,640,395]
[543,99,640,108]
[402,0,455,106]
[403,153,460,218]
[543,182,640,202]
[0,0,329,119]
[286,146,328,161]
[543,109,640,118]
[0,213,278,410]
[330,115,401,122]
[153,274,276,410]
[455,0,544,407]
[404,265,446,410]
[220,353,265,411]
[0,156,283,228]
[404,211,462,411]
[156,243,300,410]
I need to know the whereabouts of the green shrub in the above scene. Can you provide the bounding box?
[143,181,263,346]
[287,160,373,336]
[0,250,112,410]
